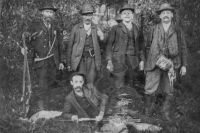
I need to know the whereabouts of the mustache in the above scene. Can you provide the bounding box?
[75,86,82,90]
[163,16,169,19]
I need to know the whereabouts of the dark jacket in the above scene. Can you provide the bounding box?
[106,22,145,69]
[67,22,102,71]
[28,21,63,68]
[63,85,108,119]
[145,23,187,71]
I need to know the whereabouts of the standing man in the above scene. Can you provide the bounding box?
[24,4,64,110]
[67,2,104,86]
[144,3,187,121]
[106,4,145,88]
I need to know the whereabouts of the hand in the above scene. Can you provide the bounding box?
[21,47,28,55]
[97,28,104,40]
[59,63,65,70]
[180,66,187,76]
[107,60,113,72]
[139,61,144,71]
[71,115,79,122]
[95,112,104,122]
[67,66,72,71]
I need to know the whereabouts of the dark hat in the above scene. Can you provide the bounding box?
[39,3,58,12]
[115,14,122,23]
[80,2,94,15]
[120,4,134,13]
[69,72,86,82]
[110,59,128,74]
[156,3,175,14]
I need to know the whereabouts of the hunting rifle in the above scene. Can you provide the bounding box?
[20,32,32,118]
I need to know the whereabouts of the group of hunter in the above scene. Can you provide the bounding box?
[23,2,187,122]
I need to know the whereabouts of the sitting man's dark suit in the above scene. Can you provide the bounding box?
[62,72,108,122]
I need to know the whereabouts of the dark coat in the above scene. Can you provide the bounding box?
[67,22,102,71]
[145,23,187,71]
[106,22,145,69]
[62,85,108,119]
[28,21,63,68]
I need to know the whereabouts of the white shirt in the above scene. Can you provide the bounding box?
[123,21,132,30]
[162,22,171,32]
[84,23,92,36]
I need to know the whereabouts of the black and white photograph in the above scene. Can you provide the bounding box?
[0,0,199,132]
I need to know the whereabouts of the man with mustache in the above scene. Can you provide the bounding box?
[63,72,108,123]
[144,3,187,121]
[67,2,104,86]
[106,4,145,88]
[23,4,64,110]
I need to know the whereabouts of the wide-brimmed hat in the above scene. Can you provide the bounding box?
[39,4,58,12]
[120,4,134,13]
[80,2,95,15]
[156,3,175,14]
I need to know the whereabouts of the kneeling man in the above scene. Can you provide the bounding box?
[62,72,108,122]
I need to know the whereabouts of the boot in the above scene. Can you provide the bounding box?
[144,94,155,116]
[37,100,45,111]
[162,94,174,121]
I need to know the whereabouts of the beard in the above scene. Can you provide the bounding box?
[43,16,53,24]
[74,86,83,97]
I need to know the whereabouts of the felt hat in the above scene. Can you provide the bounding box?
[39,3,58,12]
[156,3,175,14]
[80,2,94,15]
[120,4,134,13]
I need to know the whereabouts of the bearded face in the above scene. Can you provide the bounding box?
[121,10,134,23]
[70,75,84,96]
[159,10,173,24]
[42,9,55,24]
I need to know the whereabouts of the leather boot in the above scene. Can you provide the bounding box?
[162,94,174,121]
[37,100,45,111]
[144,94,155,116]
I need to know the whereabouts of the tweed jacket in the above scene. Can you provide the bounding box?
[145,23,187,71]
[67,22,102,71]
[28,21,63,68]
[106,22,145,69]
[62,85,108,119]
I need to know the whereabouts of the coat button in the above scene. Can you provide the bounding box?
[79,47,81,49]
[44,46,46,48]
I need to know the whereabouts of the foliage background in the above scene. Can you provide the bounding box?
[0,0,200,132]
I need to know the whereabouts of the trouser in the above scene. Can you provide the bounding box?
[77,55,97,85]
[112,56,138,88]
[35,58,57,101]
[144,68,175,95]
